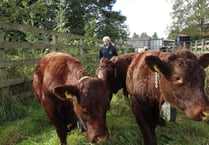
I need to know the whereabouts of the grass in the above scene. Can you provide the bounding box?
[1,90,209,145]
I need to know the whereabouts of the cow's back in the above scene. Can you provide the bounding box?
[96,52,137,98]
[33,52,89,102]
[111,52,137,83]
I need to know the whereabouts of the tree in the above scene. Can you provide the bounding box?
[168,0,209,39]
[132,32,139,38]
[140,32,149,38]
[0,0,57,29]
[0,0,129,41]
[152,32,158,38]
[49,0,129,40]
[93,0,128,41]
[96,10,128,41]
[0,0,57,42]
[64,0,86,35]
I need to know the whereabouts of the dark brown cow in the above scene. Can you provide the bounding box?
[126,49,209,145]
[96,52,137,98]
[32,52,111,145]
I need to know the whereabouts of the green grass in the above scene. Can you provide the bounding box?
[1,90,209,145]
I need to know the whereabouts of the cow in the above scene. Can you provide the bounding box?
[96,52,137,99]
[126,49,209,145]
[32,52,111,145]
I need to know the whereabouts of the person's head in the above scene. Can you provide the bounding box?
[144,46,148,51]
[103,36,111,47]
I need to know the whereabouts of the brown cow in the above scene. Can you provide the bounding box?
[96,52,137,98]
[32,52,111,145]
[126,49,209,145]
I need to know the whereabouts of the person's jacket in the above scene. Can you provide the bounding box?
[99,43,118,60]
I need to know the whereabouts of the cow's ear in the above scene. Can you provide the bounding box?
[100,57,112,67]
[53,85,80,101]
[198,53,209,68]
[145,55,170,77]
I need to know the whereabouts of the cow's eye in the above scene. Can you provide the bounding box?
[174,76,180,81]
[173,74,181,81]
[173,75,184,86]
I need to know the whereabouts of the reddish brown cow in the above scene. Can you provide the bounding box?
[32,52,111,145]
[126,49,209,145]
[96,52,137,98]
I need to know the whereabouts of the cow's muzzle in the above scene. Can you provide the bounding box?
[185,105,209,121]
[88,129,109,143]
[201,110,209,121]
[94,132,109,143]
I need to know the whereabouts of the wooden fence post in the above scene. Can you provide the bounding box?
[195,40,198,52]
[0,30,6,81]
[52,35,58,51]
[0,29,9,95]
[201,39,204,53]
[183,42,186,48]
[190,41,192,50]
[79,38,83,56]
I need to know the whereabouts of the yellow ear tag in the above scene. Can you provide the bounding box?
[153,65,161,73]
[65,91,72,99]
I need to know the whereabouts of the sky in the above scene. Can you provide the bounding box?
[112,0,173,38]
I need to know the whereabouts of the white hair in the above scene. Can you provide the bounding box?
[102,36,111,42]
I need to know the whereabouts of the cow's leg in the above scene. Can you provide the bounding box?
[54,123,68,145]
[44,109,68,145]
[131,97,158,145]
[123,88,129,100]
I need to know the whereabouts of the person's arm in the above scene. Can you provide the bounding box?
[113,46,118,56]
[99,48,103,60]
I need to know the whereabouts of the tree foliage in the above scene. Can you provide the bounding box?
[152,32,158,38]
[140,32,149,38]
[132,32,139,38]
[168,0,209,39]
[0,0,128,41]
[96,10,128,41]
[132,32,158,39]
[0,0,57,29]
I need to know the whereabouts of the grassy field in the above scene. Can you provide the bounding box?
[0,90,209,145]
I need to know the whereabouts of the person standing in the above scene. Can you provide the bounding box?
[99,36,118,60]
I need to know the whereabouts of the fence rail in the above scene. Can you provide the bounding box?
[177,39,209,53]
[0,22,103,93]
[190,39,209,53]
[1,22,209,95]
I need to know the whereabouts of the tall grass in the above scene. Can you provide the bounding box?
[1,90,209,145]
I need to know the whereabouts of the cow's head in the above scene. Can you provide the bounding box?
[96,57,115,81]
[53,77,111,143]
[96,57,119,95]
[145,49,209,121]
